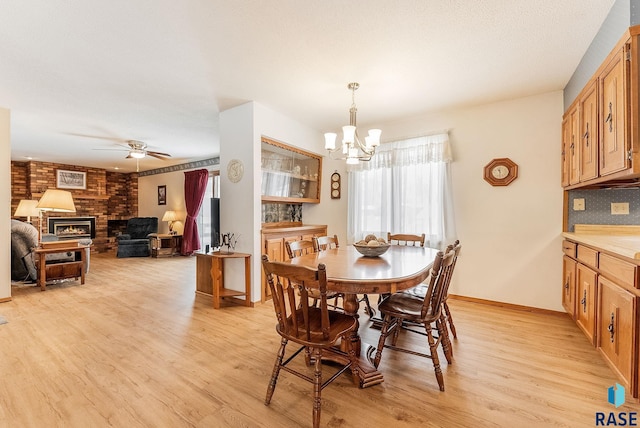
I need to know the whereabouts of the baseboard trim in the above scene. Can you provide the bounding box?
[448,294,566,317]
[0,297,13,303]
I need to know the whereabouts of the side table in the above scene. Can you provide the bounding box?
[34,243,91,291]
[149,233,182,257]
[210,251,252,309]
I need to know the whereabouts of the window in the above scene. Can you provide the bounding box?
[347,133,456,249]
[196,171,220,250]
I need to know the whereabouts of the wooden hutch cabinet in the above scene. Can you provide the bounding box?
[259,136,327,302]
[261,136,322,204]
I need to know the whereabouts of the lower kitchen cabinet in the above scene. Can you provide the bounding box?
[562,256,577,318]
[575,262,598,345]
[598,276,636,391]
[561,237,640,399]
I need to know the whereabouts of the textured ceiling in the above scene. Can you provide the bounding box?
[1,0,615,172]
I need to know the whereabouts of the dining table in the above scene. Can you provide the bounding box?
[289,244,439,387]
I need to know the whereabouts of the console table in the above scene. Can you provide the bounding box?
[195,251,252,309]
[34,243,91,291]
[149,233,182,257]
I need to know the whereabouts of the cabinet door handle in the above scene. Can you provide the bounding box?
[564,281,569,290]
[605,102,613,133]
[607,312,615,343]
[580,289,587,312]
[583,123,589,147]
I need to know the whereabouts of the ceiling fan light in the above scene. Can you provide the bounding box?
[130,149,145,159]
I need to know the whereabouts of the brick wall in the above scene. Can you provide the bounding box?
[11,161,139,253]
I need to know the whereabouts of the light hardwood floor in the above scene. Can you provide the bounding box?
[0,253,634,427]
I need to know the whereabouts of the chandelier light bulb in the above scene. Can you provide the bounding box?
[368,129,382,146]
[324,133,337,150]
[342,125,356,144]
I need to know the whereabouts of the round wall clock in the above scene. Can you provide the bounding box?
[483,158,518,186]
[227,159,244,183]
[330,172,341,199]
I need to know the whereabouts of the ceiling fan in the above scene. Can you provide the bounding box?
[91,139,172,171]
[122,140,171,160]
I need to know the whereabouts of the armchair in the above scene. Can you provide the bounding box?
[11,219,38,281]
[116,217,158,258]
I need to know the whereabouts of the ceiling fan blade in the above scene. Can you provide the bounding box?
[92,148,129,151]
[147,152,170,160]
[63,132,127,142]
[147,150,171,158]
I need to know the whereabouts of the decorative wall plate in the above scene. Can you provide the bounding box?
[227,159,244,183]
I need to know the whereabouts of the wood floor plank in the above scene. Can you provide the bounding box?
[0,253,635,427]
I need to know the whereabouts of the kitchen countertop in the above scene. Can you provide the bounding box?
[563,224,640,260]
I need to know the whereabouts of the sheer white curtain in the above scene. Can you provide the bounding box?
[347,133,456,249]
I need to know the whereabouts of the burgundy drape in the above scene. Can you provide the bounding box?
[181,168,209,255]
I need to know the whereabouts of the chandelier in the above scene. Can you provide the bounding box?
[324,82,381,164]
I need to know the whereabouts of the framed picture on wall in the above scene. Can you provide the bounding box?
[57,170,86,189]
[158,185,167,205]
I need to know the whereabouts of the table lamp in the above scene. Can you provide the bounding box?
[14,199,41,224]
[36,189,77,239]
[162,210,178,234]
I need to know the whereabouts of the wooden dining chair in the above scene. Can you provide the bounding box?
[320,232,375,317]
[369,232,427,319]
[387,232,426,247]
[373,247,456,391]
[286,239,342,309]
[313,234,339,252]
[396,241,460,363]
[285,239,316,259]
[261,255,358,428]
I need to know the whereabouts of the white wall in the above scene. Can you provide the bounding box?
[139,170,187,235]
[160,91,562,311]
[379,91,564,311]
[219,102,349,303]
[1,108,11,300]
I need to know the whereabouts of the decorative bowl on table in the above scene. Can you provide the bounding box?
[353,243,390,257]
[353,234,391,257]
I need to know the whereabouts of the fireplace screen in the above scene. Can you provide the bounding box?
[48,217,96,240]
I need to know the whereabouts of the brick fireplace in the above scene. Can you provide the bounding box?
[11,160,139,253]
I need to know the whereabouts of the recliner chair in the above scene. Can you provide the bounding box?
[11,219,38,281]
[116,217,158,258]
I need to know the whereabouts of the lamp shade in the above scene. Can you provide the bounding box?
[162,210,178,222]
[14,199,40,217]
[36,189,76,212]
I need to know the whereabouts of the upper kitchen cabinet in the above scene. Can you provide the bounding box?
[261,136,322,204]
[579,79,599,182]
[562,26,640,189]
[599,45,629,177]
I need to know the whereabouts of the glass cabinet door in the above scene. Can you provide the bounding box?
[261,137,322,204]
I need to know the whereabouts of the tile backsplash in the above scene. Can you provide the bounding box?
[567,188,640,231]
[262,203,303,223]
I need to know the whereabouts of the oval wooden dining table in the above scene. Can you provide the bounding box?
[289,244,439,387]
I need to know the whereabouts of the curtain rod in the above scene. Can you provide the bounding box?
[383,128,450,144]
